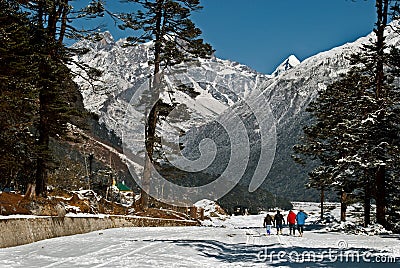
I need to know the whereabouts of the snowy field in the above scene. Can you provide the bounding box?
[0,203,399,268]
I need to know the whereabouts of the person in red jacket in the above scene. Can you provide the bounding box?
[287,210,297,236]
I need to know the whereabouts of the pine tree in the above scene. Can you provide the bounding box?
[348,0,400,227]
[118,0,213,208]
[0,0,40,191]
[294,0,400,229]
[20,0,78,196]
[4,0,106,196]
[294,70,372,221]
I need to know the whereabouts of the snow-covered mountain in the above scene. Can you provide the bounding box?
[247,23,400,200]
[72,32,267,135]
[72,22,400,202]
[271,54,300,77]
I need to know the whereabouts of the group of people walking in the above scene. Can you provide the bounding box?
[263,209,308,236]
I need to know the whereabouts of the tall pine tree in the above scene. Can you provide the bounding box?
[118,0,213,208]
[5,0,106,196]
[294,0,400,229]
[0,0,39,191]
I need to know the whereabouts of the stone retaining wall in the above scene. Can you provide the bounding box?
[0,216,199,248]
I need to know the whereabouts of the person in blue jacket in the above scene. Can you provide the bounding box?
[296,209,308,237]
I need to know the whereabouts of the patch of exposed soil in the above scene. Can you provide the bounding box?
[0,191,135,217]
[0,192,32,215]
[0,191,195,222]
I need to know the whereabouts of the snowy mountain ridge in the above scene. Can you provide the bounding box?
[71,33,270,166]
[72,21,400,201]
[72,33,267,116]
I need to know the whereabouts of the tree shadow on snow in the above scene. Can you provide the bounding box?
[134,238,399,267]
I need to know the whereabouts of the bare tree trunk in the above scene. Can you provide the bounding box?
[25,183,36,199]
[374,0,389,228]
[141,0,164,209]
[57,1,69,46]
[376,165,386,227]
[35,110,48,196]
[374,0,388,99]
[320,187,325,220]
[364,173,371,227]
[141,156,151,209]
[340,190,347,222]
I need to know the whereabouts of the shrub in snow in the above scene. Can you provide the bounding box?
[313,212,339,225]
[327,221,392,236]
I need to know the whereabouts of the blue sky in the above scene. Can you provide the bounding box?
[74,0,377,74]
[190,0,377,74]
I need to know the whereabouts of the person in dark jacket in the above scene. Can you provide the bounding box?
[274,210,285,235]
[263,214,273,235]
[296,209,308,237]
[287,210,297,235]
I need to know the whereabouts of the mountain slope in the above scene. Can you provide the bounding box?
[71,34,276,208]
[247,23,400,200]
[72,24,400,205]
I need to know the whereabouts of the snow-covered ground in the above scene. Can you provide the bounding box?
[0,203,399,267]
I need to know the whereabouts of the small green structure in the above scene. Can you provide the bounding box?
[116,182,131,192]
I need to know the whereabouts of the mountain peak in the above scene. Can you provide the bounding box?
[98,31,115,47]
[272,54,300,76]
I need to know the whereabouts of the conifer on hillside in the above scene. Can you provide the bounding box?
[294,0,400,229]
[118,0,213,208]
